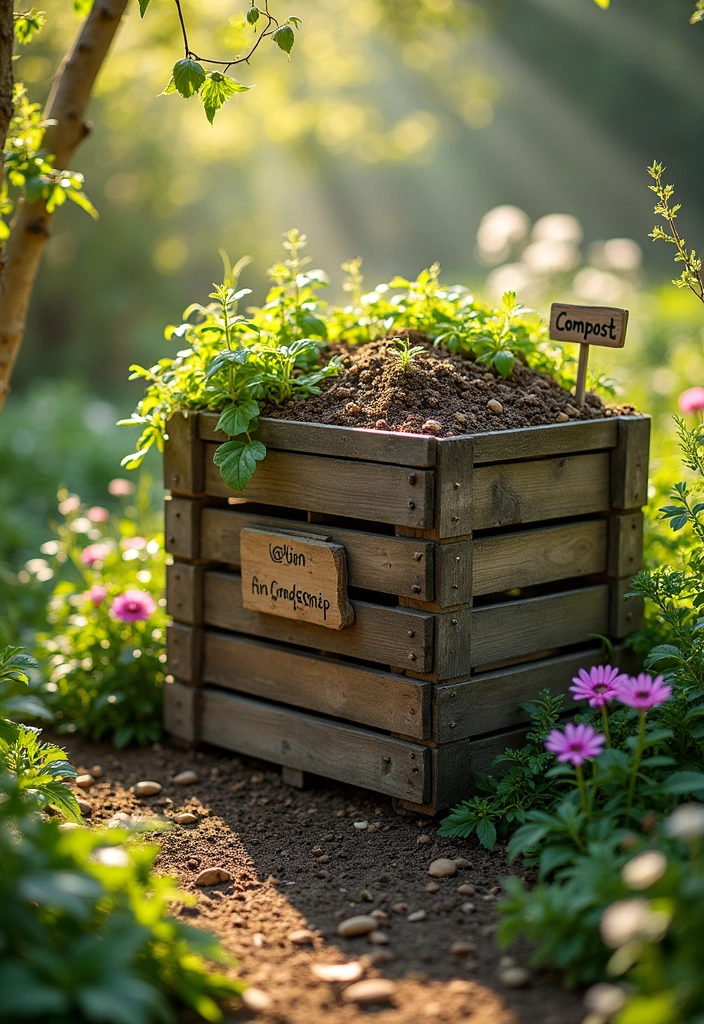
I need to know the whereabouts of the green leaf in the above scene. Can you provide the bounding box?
[172,58,206,99]
[200,72,251,124]
[14,10,47,44]
[273,24,295,55]
[67,189,99,220]
[247,6,260,25]
[299,313,328,339]
[649,770,704,795]
[139,0,151,15]
[215,400,260,437]
[593,0,610,7]
[475,818,497,850]
[72,0,92,15]
[213,439,266,491]
[507,822,548,863]
[493,350,515,378]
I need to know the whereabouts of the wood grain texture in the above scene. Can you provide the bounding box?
[163,680,200,744]
[471,418,618,465]
[203,443,435,528]
[165,496,200,560]
[198,413,438,467]
[435,437,473,538]
[201,631,431,738]
[611,416,651,511]
[167,562,204,625]
[199,507,434,601]
[472,519,608,596]
[166,623,203,684]
[202,570,435,671]
[608,512,644,579]
[199,688,431,802]
[164,413,203,495]
[610,578,644,638]
[472,452,611,530]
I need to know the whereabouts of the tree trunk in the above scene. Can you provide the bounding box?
[0,0,129,411]
[0,0,14,188]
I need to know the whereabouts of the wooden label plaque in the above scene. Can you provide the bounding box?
[549,303,628,348]
[240,528,355,630]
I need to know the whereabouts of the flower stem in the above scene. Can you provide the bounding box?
[576,764,589,819]
[601,704,611,748]
[627,710,647,814]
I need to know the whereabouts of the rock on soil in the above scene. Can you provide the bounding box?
[428,858,457,878]
[338,915,378,937]
[342,978,397,1006]
[195,867,232,886]
[133,780,162,797]
[173,769,199,786]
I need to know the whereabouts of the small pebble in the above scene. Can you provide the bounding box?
[353,820,369,830]
[565,404,581,417]
[370,909,388,921]
[345,402,361,415]
[337,387,352,398]
[241,988,272,1014]
[454,411,467,425]
[487,399,503,415]
[337,915,377,937]
[556,411,569,423]
[457,884,475,896]
[375,419,391,431]
[342,979,397,1006]
[58,822,81,832]
[90,765,103,779]
[500,967,531,989]
[448,979,474,994]
[312,962,364,983]
[365,949,392,966]
[77,798,92,817]
[195,867,232,886]
[75,774,93,790]
[460,902,475,913]
[173,770,198,786]
[368,930,389,945]
[317,854,330,864]
[428,858,457,878]
[425,882,440,894]
[454,858,470,869]
[289,928,316,946]
[450,939,476,956]
[391,903,408,914]
[489,885,501,895]
[407,910,426,922]
[417,834,432,845]
[312,846,323,856]
[173,812,198,825]
[422,419,443,435]
[133,781,162,797]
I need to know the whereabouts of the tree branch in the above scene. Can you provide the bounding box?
[0,0,13,188]
[0,0,128,410]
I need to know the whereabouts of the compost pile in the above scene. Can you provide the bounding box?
[263,333,632,436]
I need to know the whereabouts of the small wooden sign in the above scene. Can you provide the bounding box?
[549,303,629,406]
[240,528,355,630]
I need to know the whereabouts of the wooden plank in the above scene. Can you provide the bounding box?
[199,689,431,803]
[434,539,473,608]
[611,416,650,510]
[608,512,644,579]
[163,680,200,745]
[549,303,628,348]
[471,418,618,465]
[202,631,430,739]
[470,585,610,669]
[435,436,473,538]
[472,519,607,596]
[167,562,204,625]
[610,578,644,638]
[203,443,435,528]
[472,452,610,530]
[199,507,434,601]
[201,570,435,671]
[165,496,200,560]
[435,608,473,680]
[198,412,438,467]
[164,413,204,495]
[166,623,202,684]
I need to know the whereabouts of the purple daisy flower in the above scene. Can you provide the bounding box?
[110,589,156,623]
[615,673,672,711]
[570,665,625,707]
[545,722,606,766]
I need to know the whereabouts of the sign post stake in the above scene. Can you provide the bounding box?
[549,303,629,407]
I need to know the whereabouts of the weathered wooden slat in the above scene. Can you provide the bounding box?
[608,512,644,579]
[166,562,204,625]
[435,608,473,680]
[203,443,435,528]
[472,452,610,530]
[164,414,204,495]
[610,578,644,638]
[471,418,619,465]
[165,496,201,560]
[201,631,430,738]
[435,437,473,538]
[163,680,200,745]
[198,507,434,601]
[166,623,203,684]
[611,416,650,510]
[198,413,437,467]
[472,519,607,596]
[470,585,610,669]
[198,570,435,671]
[199,689,431,803]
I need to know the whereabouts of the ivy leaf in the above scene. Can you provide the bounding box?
[200,72,251,124]
[172,58,206,99]
[273,24,295,55]
[139,0,151,15]
[215,399,260,437]
[213,439,266,491]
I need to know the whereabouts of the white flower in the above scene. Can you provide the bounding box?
[666,803,704,840]
[600,899,670,948]
[584,983,627,1016]
[621,851,667,891]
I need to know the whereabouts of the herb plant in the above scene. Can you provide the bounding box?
[648,162,704,304]
[390,337,425,373]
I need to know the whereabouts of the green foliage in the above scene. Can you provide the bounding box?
[35,478,167,748]
[0,771,243,1023]
[648,162,704,304]
[593,0,611,8]
[437,691,567,849]
[389,337,425,373]
[13,9,46,44]
[171,57,207,98]
[200,72,251,124]
[692,1,704,24]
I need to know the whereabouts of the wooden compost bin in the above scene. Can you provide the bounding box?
[163,410,650,815]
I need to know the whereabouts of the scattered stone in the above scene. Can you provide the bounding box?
[58,822,81,832]
[345,402,361,415]
[195,867,232,886]
[77,798,92,817]
[173,770,198,786]
[375,419,391,431]
[317,854,330,864]
[565,404,581,417]
[417,834,432,845]
[312,846,323,856]
[428,858,457,878]
[457,883,475,896]
[133,781,162,797]
[353,820,369,830]
[368,930,389,945]
[500,967,531,989]
[454,411,467,425]
[338,915,378,937]
[487,399,503,415]
[241,987,273,1013]
[370,909,388,921]
[454,858,470,869]
[489,885,501,895]
[90,765,103,779]
[448,979,474,994]
[173,811,198,825]
[407,910,426,923]
[342,979,397,1006]
[450,939,476,956]
[364,949,392,967]
[556,411,569,423]
[422,419,443,435]
[391,902,408,914]
[75,774,94,790]
[460,902,475,913]
[252,932,266,948]
[425,882,440,894]
[337,387,352,399]
[289,928,316,946]
[312,962,364,983]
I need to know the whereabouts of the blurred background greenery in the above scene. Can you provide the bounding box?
[2,0,704,637]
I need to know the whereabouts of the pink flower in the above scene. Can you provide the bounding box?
[88,584,108,606]
[545,723,606,766]
[87,506,110,524]
[108,478,134,497]
[678,387,704,414]
[110,589,156,622]
[616,673,672,710]
[120,536,146,551]
[81,543,111,568]
[570,665,626,707]
[58,495,81,515]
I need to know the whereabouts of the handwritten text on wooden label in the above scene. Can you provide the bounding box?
[549,304,628,349]
[240,528,355,630]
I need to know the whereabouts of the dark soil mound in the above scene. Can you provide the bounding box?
[264,332,632,436]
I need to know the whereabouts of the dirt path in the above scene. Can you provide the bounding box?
[64,735,585,1024]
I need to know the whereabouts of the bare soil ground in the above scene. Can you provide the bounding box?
[63,734,586,1024]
